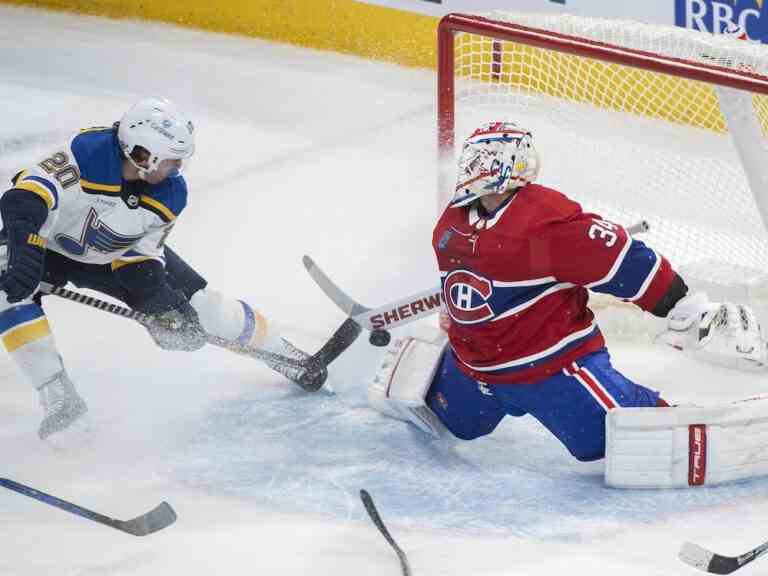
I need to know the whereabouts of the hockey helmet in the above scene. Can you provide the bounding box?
[117,97,195,180]
[451,121,539,208]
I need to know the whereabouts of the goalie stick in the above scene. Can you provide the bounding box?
[36,283,361,392]
[679,541,768,574]
[0,477,175,536]
[303,220,650,345]
[360,489,412,576]
[302,255,442,334]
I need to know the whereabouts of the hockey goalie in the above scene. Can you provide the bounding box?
[367,119,768,489]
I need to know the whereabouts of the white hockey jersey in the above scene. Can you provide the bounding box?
[8,126,186,268]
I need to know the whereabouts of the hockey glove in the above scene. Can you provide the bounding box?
[656,292,767,370]
[0,221,46,303]
[145,300,207,352]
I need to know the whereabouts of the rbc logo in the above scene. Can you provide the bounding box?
[443,270,495,324]
[676,0,766,42]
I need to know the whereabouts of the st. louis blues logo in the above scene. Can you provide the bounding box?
[443,269,494,324]
[55,208,142,256]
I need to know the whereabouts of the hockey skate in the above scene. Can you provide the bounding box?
[262,338,328,392]
[37,369,88,440]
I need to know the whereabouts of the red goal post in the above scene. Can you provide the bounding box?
[436,12,768,295]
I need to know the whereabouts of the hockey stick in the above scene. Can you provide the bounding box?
[360,489,412,576]
[36,283,360,391]
[303,220,651,346]
[303,255,442,334]
[0,477,176,536]
[679,541,768,574]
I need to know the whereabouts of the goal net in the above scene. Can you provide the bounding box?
[437,13,768,307]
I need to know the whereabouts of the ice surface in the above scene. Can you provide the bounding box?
[2,5,768,575]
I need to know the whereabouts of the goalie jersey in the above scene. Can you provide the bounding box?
[6,126,186,268]
[432,184,677,385]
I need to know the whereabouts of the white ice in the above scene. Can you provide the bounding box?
[1,5,768,575]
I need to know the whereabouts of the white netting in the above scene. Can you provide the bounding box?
[448,13,768,295]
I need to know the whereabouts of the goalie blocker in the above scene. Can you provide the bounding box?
[368,330,449,439]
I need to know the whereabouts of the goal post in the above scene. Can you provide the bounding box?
[437,12,768,296]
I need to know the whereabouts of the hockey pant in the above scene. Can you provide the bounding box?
[426,347,665,461]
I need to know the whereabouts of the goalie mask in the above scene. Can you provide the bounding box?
[117,97,195,181]
[451,121,539,208]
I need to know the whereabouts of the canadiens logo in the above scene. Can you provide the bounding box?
[443,269,494,324]
[676,0,767,42]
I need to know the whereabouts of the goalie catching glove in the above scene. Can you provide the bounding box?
[656,292,766,369]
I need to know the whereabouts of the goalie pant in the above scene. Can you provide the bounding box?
[427,344,667,462]
[0,245,288,404]
[370,334,667,462]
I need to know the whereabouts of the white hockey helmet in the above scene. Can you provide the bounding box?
[117,97,195,179]
[451,121,539,208]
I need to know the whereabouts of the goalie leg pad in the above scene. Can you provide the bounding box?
[368,337,449,438]
[606,399,768,488]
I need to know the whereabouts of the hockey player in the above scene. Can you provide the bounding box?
[369,121,766,478]
[0,97,315,440]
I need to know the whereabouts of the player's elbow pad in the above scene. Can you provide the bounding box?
[0,189,48,231]
[650,273,688,318]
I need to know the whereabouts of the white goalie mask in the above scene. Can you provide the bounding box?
[117,97,195,181]
[451,121,540,208]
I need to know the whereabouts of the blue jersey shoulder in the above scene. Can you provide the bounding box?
[140,176,188,223]
[70,128,123,193]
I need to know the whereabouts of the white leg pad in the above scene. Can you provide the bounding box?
[368,337,448,438]
[606,399,768,488]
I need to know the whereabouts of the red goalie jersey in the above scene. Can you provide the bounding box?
[432,183,677,385]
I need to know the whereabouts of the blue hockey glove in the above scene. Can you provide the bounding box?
[0,221,46,303]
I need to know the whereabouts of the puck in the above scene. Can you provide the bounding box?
[369,329,391,347]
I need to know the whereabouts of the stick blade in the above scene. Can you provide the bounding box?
[302,255,370,317]
[360,489,412,576]
[680,542,716,572]
[116,501,177,536]
[679,542,737,575]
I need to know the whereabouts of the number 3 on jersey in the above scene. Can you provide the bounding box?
[588,219,618,247]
